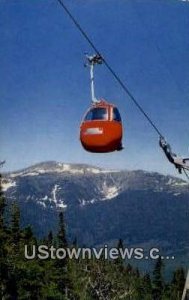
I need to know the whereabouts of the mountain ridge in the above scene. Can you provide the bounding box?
[2,161,188,209]
[1,161,189,273]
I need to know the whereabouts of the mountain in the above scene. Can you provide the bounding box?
[2,161,189,273]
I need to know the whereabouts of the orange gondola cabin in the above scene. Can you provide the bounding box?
[80,54,123,153]
[80,99,123,153]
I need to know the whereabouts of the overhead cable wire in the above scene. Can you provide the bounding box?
[56,0,189,182]
[56,0,164,138]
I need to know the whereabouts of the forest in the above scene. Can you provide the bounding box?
[0,174,186,300]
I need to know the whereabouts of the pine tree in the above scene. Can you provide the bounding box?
[54,211,75,298]
[0,175,6,233]
[22,225,34,242]
[115,238,124,269]
[171,267,185,299]
[126,263,133,274]
[152,257,164,300]
[117,238,124,250]
[5,203,21,299]
[57,211,67,248]
[47,230,53,248]
[0,174,8,299]
[143,273,152,295]
[10,202,21,254]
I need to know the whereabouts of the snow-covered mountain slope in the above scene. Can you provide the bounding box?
[3,162,189,257]
[2,161,189,273]
[6,161,115,178]
[2,161,188,210]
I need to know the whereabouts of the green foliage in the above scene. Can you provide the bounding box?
[152,257,164,300]
[57,212,67,248]
[0,175,187,299]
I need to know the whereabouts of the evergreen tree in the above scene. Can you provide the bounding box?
[171,267,185,299]
[117,238,124,250]
[5,202,22,299]
[22,225,34,242]
[115,238,124,269]
[143,273,152,296]
[0,174,6,232]
[0,174,8,299]
[57,211,67,248]
[10,202,21,253]
[55,211,75,298]
[152,257,164,300]
[126,263,133,274]
[47,230,53,247]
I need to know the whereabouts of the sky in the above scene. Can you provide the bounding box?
[0,0,189,177]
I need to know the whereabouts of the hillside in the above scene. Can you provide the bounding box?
[2,161,189,273]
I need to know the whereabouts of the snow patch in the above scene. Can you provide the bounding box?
[2,180,16,191]
[22,172,39,177]
[57,202,67,209]
[166,178,188,187]
[52,184,60,203]
[86,168,101,174]
[51,185,67,208]
[80,198,96,206]
[174,193,181,196]
[36,169,46,174]
[104,186,119,199]
[102,182,119,200]
[172,181,188,186]
[10,172,24,178]
[38,202,46,208]
[62,164,71,171]
[166,178,174,185]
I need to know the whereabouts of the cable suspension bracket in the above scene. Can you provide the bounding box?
[84,54,103,104]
